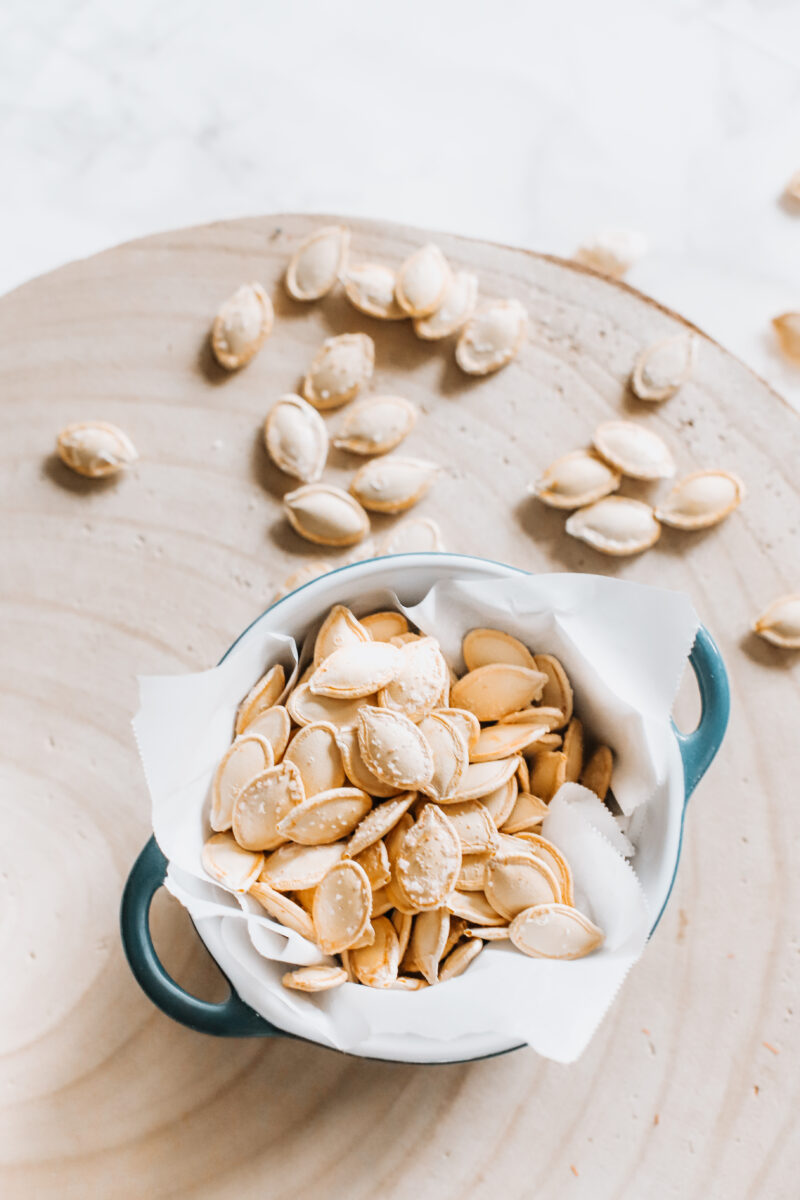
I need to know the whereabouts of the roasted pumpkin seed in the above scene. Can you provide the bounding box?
[566,496,661,556]
[302,333,374,410]
[285,225,349,301]
[631,332,697,402]
[414,269,478,340]
[56,421,138,478]
[202,831,264,892]
[343,262,406,319]
[211,282,273,369]
[333,394,418,456]
[264,394,328,483]
[655,470,744,530]
[350,456,439,514]
[509,903,604,959]
[455,299,527,375]
[395,243,451,317]
[284,483,370,547]
[753,595,800,649]
[533,449,621,510]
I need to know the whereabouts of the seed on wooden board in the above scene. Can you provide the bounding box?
[501,790,549,834]
[530,751,567,802]
[202,832,264,892]
[533,449,621,510]
[284,484,370,547]
[418,712,469,802]
[361,611,410,642]
[250,881,316,941]
[414,269,478,340]
[56,421,138,478]
[313,860,373,954]
[485,852,561,919]
[211,734,274,831]
[772,312,800,362]
[284,722,345,796]
[655,470,745,530]
[409,908,450,985]
[533,655,573,724]
[563,718,583,782]
[259,840,347,891]
[235,664,286,735]
[302,333,375,410]
[462,627,535,672]
[353,839,391,891]
[395,804,462,910]
[277,787,371,845]
[346,792,417,857]
[574,229,647,278]
[343,263,406,319]
[455,299,527,375]
[350,456,439,514]
[593,420,675,480]
[285,225,350,301]
[436,707,481,752]
[631,332,697,402]
[264,394,328,483]
[241,705,291,760]
[439,938,484,981]
[451,756,521,803]
[232,761,305,851]
[378,516,445,555]
[451,663,546,722]
[287,682,372,729]
[514,832,575,906]
[442,800,498,855]
[566,496,661,556]
[470,722,548,763]
[333,395,418,456]
[753,595,800,649]
[379,637,449,722]
[310,642,401,698]
[358,706,434,790]
[580,744,613,799]
[509,903,604,959]
[350,916,401,988]
[282,965,349,992]
[445,889,506,925]
[395,243,452,317]
[211,282,273,370]
[273,561,333,602]
[480,776,518,828]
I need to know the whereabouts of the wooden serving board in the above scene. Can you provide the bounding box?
[0,214,798,1199]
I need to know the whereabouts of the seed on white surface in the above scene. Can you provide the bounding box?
[509,903,604,959]
[232,761,306,851]
[451,663,546,722]
[418,712,469,802]
[462,629,534,673]
[333,395,418,456]
[407,908,450,985]
[302,333,375,410]
[654,470,745,530]
[395,243,452,317]
[360,611,410,642]
[455,299,527,375]
[259,840,347,891]
[201,831,264,892]
[242,705,291,760]
[56,421,138,478]
[350,456,439,514]
[285,225,349,301]
[631,332,697,402]
[414,270,478,340]
[533,449,621,510]
[379,636,449,722]
[395,804,462,911]
[378,516,445,555]
[574,229,647,278]
[357,706,434,790]
[350,916,401,988]
[284,722,345,796]
[753,594,800,650]
[211,734,274,832]
[211,281,274,369]
[277,786,371,845]
[566,496,661,556]
[235,664,286,735]
[773,312,800,361]
[343,263,406,319]
[250,882,316,941]
[264,394,328,483]
[312,860,373,954]
[593,420,675,480]
[310,641,401,698]
[281,965,349,991]
[284,483,370,547]
[500,706,565,730]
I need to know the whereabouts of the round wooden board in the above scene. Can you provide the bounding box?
[1,214,798,1199]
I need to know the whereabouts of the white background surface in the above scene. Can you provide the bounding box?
[1,0,799,407]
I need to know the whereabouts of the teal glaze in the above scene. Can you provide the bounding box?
[120,565,730,1046]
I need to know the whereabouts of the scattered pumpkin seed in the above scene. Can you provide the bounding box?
[282,964,349,991]
[343,263,406,319]
[593,420,675,480]
[414,270,478,339]
[264,394,328,483]
[350,456,439,514]
[654,470,744,530]
[211,282,273,369]
[302,333,375,410]
[285,225,349,301]
[56,421,138,478]
[395,243,452,317]
[333,395,418,456]
[631,332,697,402]
[574,229,647,278]
[533,449,621,510]
[284,483,370,546]
[566,496,661,556]
[753,595,800,649]
[455,299,527,375]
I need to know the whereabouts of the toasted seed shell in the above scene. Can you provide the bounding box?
[277,787,371,845]
[533,655,573,724]
[773,312,800,361]
[566,496,661,556]
[516,756,530,793]
[395,805,462,911]
[563,718,584,783]
[451,664,546,722]
[580,745,614,799]
[533,449,621,510]
[264,394,328,483]
[395,243,451,317]
[350,916,401,988]
[442,800,498,855]
[457,852,491,891]
[414,270,478,340]
[418,712,469,801]
[273,561,333,602]
[655,470,745,530]
[456,299,527,375]
[391,909,413,960]
[284,722,345,795]
[235,664,286,735]
[313,860,373,954]
[343,263,406,319]
[232,762,306,851]
[753,595,800,650]
[303,333,375,410]
[346,791,417,856]
[243,705,291,759]
[333,395,418,456]
[250,881,316,941]
[379,637,449,723]
[593,420,675,481]
[259,841,347,890]
[409,908,450,985]
[439,938,484,981]
[470,722,548,763]
[436,707,481,752]
[451,756,521,803]
[282,965,348,992]
[350,456,439,515]
[485,852,561,919]
[211,282,273,369]
[361,611,409,642]
[354,839,391,890]
[514,832,575,906]
[480,777,518,828]
[211,734,274,831]
[631,332,697,402]
[510,903,604,959]
[378,516,445,555]
[287,682,372,729]
[462,627,535,672]
[357,706,434,790]
[284,483,370,547]
[466,925,509,941]
[530,750,567,802]
[56,421,138,478]
[285,225,349,301]
[310,642,400,698]
[445,889,505,925]
[501,705,565,730]
[314,604,371,666]
[202,832,264,892]
[501,790,550,834]
[337,726,401,798]
[574,229,647,278]
[392,975,428,991]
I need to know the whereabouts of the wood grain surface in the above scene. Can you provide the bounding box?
[0,214,798,1200]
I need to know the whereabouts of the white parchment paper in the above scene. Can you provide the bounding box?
[133,573,699,1062]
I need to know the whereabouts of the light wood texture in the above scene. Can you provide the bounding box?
[0,214,798,1199]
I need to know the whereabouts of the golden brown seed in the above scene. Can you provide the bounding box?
[235,664,286,735]
[753,595,800,650]
[282,965,349,992]
[509,903,604,959]
[462,627,535,671]
[56,421,138,478]
[284,722,345,795]
[773,312,800,362]
[485,852,561,919]
[312,860,373,954]
[439,938,484,981]
[360,611,410,642]
[451,664,546,722]
[314,604,370,666]
[409,908,450,985]
[346,792,417,857]
[580,745,613,799]
[250,882,316,941]
[211,734,274,831]
[530,750,567,802]
[202,832,264,892]
[334,396,418,456]
[232,762,305,851]
[533,655,573,724]
[501,790,549,834]
[258,840,347,891]
[357,706,434,790]
[349,916,400,988]
[394,804,462,911]
[593,420,675,481]
[350,456,439,514]
[563,718,583,782]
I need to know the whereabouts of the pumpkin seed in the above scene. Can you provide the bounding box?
[443,800,498,854]
[313,860,373,954]
[264,394,328,483]
[516,756,530,793]
[379,637,449,722]
[485,852,561,919]
[451,663,546,722]
[593,420,675,480]
[250,881,316,941]
[451,756,521,802]
[580,744,613,799]
[310,641,400,698]
[479,776,518,828]
[360,611,410,642]
[462,627,534,671]
[631,332,697,402]
[418,712,469,802]
[563,717,583,782]
[336,727,401,798]
[56,421,138,478]
[350,916,401,988]
[282,964,349,992]
[436,707,480,752]
[343,263,406,319]
[533,449,621,510]
[455,299,527,375]
[357,706,434,790]
[439,938,484,981]
[753,595,800,649]
[378,516,445,554]
[235,664,286,735]
[655,469,744,530]
[273,561,333,602]
[285,225,349,301]
[232,762,305,851]
[500,706,565,730]
[470,722,548,763]
[211,734,274,831]
[346,791,417,857]
[509,903,604,959]
[574,229,647,278]
[457,852,491,891]
[772,312,800,362]
[286,682,372,729]
[333,395,418,456]
[501,790,549,834]
[313,604,370,665]
[202,831,264,892]
[414,270,478,339]
[211,282,273,369]
[409,908,450,984]
[302,333,375,410]
[395,804,462,911]
[514,832,575,906]
[277,786,371,845]
[465,925,509,941]
[350,456,439,514]
[566,496,661,556]
[395,243,451,317]
[284,722,345,795]
[240,705,291,761]
[529,750,567,802]
[533,655,573,724]
[354,839,391,890]
[384,813,419,914]
[445,889,505,925]
[259,840,347,891]
[390,909,413,960]
[392,975,428,991]
[284,483,370,546]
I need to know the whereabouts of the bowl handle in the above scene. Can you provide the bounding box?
[120,837,283,1038]
[673,626,730,801]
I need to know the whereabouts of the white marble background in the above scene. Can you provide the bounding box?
[1,0,799,406]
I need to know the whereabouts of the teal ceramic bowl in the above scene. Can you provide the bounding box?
[121,554,730,1062]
